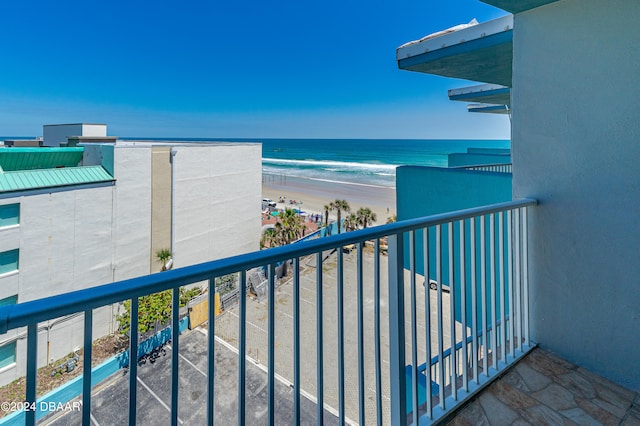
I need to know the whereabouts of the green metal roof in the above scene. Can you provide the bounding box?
[0,166,114,193]
[0,147,84,171]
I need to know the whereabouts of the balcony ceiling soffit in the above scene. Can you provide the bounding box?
[448,84,511,105]
[467,103,510,114]
[397,16,513,87]
[480,0,560,14]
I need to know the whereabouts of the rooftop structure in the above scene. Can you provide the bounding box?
[42,123,107,147]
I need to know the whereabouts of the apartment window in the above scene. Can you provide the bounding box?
[0,249,19,275]
[0,204,20,228]
[0,295,17,369]
[0,342,16,369]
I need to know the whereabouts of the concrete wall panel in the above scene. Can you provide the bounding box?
[512,0,640,389]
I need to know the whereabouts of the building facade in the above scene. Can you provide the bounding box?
[0,137,261,385]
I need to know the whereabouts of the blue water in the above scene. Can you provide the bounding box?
[261,138,509,187]
[123,137,509,188]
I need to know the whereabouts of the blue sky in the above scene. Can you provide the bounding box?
[0,0,509,139]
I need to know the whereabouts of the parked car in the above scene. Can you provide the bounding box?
[263,198,276,207]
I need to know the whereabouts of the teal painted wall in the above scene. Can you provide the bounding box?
[396,166,512,328]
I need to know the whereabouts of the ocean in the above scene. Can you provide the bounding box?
[259,138,510,188]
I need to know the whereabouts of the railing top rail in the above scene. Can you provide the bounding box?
[0,198,536,333]
[450,163,513,169]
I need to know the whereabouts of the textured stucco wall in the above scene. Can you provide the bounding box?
[512,0,640,390]
[172,143,261,268]
[113,146,153,280]
[0,186,115,385]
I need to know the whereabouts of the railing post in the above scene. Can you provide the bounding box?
[388,233,407,426]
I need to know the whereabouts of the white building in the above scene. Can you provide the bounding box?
[42,123,108,147]
[0,136,261,385]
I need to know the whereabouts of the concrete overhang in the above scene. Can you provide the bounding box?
[396,15,513,86]
[467,103,510,114]
[448,83,510,105]
[480,0,559,13]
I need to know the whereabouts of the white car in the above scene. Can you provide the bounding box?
[262,198,277,208]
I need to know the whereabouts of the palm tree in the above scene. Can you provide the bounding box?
[330,199,350,234]
[262,209,304,250]
[278,208,303,244]
[323,204,330,228]
[155,248,172,271]
[343,213,359,232]
[356,207,377,229]
[386,214,397,224]
[260,228,279,249]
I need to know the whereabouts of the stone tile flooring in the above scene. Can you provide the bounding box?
[447,348,640,425]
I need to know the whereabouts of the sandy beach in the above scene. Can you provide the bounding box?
[262,174,396,226]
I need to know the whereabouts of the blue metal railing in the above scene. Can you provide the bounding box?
[0,198,536,425]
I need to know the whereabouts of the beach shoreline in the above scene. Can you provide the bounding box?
[262,173,396,226]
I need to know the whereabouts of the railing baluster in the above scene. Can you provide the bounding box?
[522,207,530,346]
[26,324,37,426]
[410,231,419,423]
[424,227,432,419]
[293,258,301,425]
[480,216,488,376]
[436,225,445,407]
[268,264,276,426]
[357,242,366,426]
[470,217,478,385]
[507,210,514,358]
[207,277,216,426]
[448,222,457,401]
[499,212,506,366]
[374,239,383,426]
[515,209,522,353]
[490,213,497,372]
[388,232,407,426]
[238,271,247,425]
[83,309,93,426]
[316,252,324,424]
[129,297,139,426]
[337,247,345,424]
[459,220,468,392]
[171,287,180,426]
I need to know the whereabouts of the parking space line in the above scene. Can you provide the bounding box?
[137,376,184,425]
[90,412,100,426]
[227,310,268,333]
[166,343,207,378]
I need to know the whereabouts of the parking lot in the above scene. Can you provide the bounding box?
[44,329,337,425]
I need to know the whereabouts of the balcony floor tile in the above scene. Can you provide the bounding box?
[445,348,639,426]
